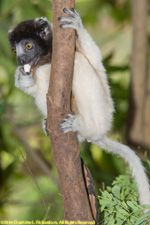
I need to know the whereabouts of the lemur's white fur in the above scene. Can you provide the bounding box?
[14,9,150,206]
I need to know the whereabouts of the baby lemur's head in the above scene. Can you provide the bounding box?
[8,18,52,68]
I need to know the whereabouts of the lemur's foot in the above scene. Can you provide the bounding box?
[59,114,75,133]
[60,115,86,143]
[58,8,83,30]
[43,118,49,136]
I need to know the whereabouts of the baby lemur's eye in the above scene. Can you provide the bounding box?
[12,49,16,55]
[26,42,33,50]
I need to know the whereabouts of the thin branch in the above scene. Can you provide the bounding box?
[13,140,50,221]
[6,106,58,186]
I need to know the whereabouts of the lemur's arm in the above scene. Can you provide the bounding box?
[15,66,37,97]
[59,9,111,99]
[59,9,105,73]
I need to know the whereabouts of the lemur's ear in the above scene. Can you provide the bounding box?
[8,29,13,34]
[8,29,13,39]
[35,17,50,40]
[8,29,15,48]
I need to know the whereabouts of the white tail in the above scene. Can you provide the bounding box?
[95,137,150,205]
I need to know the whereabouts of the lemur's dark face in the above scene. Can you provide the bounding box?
[14,38,44,67]
[8,18,52,68]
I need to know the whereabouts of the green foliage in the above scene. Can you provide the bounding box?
[98,168,150,224]
[0,0,133,221]
[76,0,131,24]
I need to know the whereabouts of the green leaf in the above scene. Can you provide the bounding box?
[135,211,150,225]
[112,185,121,198]
[127,201,138,211]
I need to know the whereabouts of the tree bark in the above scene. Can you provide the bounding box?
[144,57,150,148]
[127,0,150,151]
[46,0,94,221]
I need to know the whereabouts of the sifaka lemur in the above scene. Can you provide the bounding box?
[8,8,150,206]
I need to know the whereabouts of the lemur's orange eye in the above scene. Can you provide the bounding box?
[26,43,33,50]
[12,49,16,55]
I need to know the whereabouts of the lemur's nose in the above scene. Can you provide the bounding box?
[18,55,26,65]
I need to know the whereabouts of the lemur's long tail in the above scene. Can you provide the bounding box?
[94,137,150,205]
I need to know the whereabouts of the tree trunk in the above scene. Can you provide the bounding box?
[144,57,150,148]
[127,0,150,151]
[46,0,95,221]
